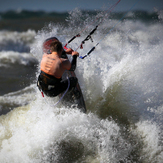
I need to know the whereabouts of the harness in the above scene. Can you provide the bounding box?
[37,71,61,91]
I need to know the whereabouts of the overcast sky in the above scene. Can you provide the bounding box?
[0,0,163,12]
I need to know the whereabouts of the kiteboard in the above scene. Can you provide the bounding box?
[42,37,86,113]
[60,69,86,113]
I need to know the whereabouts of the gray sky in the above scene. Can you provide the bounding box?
[0,0,162,12]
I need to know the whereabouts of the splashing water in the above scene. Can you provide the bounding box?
[0,9,163,162]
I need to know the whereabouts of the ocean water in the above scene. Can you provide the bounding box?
[0,9,163,162]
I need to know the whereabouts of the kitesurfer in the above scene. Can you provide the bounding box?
[37,40,79,97]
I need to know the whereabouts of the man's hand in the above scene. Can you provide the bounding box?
[72,51,79,56]
[65,48,74,54]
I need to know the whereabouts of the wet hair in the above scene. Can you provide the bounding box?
[50,41,63,53]
[42,37,58,53]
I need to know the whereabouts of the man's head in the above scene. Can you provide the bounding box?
[50,41,63,54]
[43,37,58,53]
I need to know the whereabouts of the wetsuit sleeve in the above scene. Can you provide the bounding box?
[69,55,77,71]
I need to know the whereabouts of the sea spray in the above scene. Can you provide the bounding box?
[0,9,163,162]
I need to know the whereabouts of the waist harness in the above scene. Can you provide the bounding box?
[37,71,61,91]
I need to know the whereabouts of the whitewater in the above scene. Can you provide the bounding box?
[0,9,163,162]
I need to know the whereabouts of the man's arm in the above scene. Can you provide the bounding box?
[65,48,74,54]
[62,51,79,71]
[61,48,73,59]
[69,51,79,71]
[69,55,77,71]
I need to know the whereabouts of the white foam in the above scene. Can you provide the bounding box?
[0,101,130,162]
[0,84,36,106]
[0,51,38,67]
[0,30,36,52]
[135,120,163,162]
